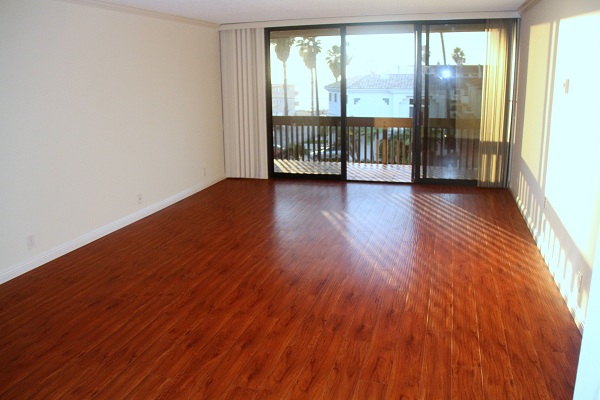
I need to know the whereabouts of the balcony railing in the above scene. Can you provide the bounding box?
[424,118,480,170]
[348,117,413,165]
[272,116,480,170]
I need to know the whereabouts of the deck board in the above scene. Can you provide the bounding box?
[274,159,477,181]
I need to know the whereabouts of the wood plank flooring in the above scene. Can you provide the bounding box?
[0,179,582,399]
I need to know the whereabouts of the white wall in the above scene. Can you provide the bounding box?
[0,0,225,283]
[510,0,600,330]
[511,2,600,395]
[574,230,600,399]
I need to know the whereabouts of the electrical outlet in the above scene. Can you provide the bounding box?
[203,167,207,177]
[577,271,583,290]
[26,234,36,250]
[137,193,142,205]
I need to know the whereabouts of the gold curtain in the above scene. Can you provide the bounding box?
[478,19,517,187]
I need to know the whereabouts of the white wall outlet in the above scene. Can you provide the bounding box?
[202,167,207,177]
[137,193,142,205]
[577,271,583,290]
[26,234,36,250]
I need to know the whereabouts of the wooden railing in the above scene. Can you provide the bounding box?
[424,118,480,170]
[347,117,413,165]
[272,116,342,162]
[272,116,480,169]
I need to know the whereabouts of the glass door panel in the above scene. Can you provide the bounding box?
[344,25,414,182]
[269,28,342,178]
[419,23,486,182]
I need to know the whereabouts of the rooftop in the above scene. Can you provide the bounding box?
[325,74,414,91]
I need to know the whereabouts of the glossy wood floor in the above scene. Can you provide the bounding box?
[0,179,582,399]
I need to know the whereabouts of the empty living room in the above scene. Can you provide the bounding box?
[1,0,599,399]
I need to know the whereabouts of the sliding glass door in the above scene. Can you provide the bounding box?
[268,21,516,186]
[345,25,414,182]
[269,28,343,178]
[268,24,415,182]
[416,23,487,183]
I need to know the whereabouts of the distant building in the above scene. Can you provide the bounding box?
[325,74,414,117]
[324,65,483,119]
[271,84,299,116]
[426,65,483,119]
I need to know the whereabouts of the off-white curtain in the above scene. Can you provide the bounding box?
[478,19,517,187]
[220,28,268,179]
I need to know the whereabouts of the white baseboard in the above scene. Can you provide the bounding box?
[0,177,224,285]
[509,187,586,334]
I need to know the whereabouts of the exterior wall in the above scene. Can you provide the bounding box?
[348,91,396,117]
[327,89,413,117]
[327,91,341,116]
[0,0,225,282]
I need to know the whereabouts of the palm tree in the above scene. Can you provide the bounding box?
[326,45,341,82]
[325,43,353,82]
[452,47,466,65]
[296,37,322,116]
[270,37,295,116]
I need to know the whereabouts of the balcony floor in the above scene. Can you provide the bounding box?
[274,160,478,182]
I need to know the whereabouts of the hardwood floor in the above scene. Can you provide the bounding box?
[0,179,581,399]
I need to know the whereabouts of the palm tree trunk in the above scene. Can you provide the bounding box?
[439,32,452,121]
[439,32,447,65]
[310,69,315,116]
[314,67,320,116]
[283,62,289,116]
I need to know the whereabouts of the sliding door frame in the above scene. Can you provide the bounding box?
[266,24,346,181]
[266,19,502,186]
[413,20,486,185]
[412,24,423,183]
[339,25,348,180]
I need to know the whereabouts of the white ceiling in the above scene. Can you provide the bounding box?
[90,0,526,25]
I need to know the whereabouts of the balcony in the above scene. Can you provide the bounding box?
[272,116,480,181]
